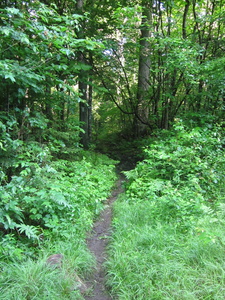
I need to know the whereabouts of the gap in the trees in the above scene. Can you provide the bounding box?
[94,131,145,172]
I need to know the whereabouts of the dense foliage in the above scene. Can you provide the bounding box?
[1,0,225,142]
[92,0,225,136]
[0,145,117,298]
[1,0,225,298]
[107,120,225,299]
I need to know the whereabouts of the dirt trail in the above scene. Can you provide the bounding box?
[84,176,124,300]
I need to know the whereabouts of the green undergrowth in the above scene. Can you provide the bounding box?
[0,148,117,299]
[106,120,225,299]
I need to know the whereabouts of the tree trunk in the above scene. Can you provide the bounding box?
[87,78,93,141]
[79,79,89,148]
[76,0,90,149]
[182,0,190,39]
[135,0,152,136]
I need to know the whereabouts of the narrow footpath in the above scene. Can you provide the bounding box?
[84,176,124,300]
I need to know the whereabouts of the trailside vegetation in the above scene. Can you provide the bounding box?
[0,142,117,298]
[1,0,225,298]
[106,119,225,299]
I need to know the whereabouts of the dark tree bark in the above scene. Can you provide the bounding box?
[182,0,190,39]
[76,0,91,149]
[135,0,152,136]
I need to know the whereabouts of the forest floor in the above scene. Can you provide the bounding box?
[83,175,125,300]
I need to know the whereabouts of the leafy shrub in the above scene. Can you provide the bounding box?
[125,120,225,206]
[0,145,117,261]
[107,120,225,299]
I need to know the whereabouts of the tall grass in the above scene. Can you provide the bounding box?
[106,122,225,299]
[0,233,94,300]
[0,259,79,300]
[107,198,225,299]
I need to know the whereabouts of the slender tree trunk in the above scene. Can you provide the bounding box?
[1,81,10,112]
[182,0,190,39]
[135,0,152,136]
[45,82,53,120]
[79,78,89,148]
[87,79,92,141]
[76,0,90,149]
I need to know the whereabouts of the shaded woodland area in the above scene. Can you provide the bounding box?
[1,0,225,147]
[1,0,225,299]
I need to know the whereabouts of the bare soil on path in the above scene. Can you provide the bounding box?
[83,176,124,300]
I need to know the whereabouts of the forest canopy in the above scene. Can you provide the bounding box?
[1,0,225,147]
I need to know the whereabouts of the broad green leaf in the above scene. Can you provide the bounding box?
[4,73,16,82]
[1,27,11,36]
